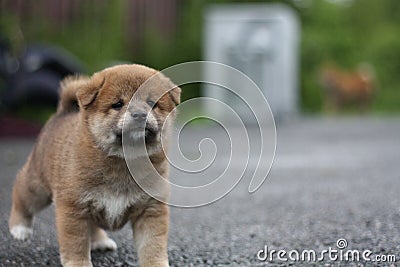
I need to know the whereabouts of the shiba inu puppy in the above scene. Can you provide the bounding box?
[9,64,180,267]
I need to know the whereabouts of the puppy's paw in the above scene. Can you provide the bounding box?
[148,260,169,267]
[91,237,117,251]
[10,225,33,241]
[157,260,169,267]
[62,260,93,267]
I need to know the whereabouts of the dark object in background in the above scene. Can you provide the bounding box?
[0,36,85,138]
[0,37,85,110]
[0,116,43,138]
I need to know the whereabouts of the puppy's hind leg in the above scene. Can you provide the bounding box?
[9,166,51,241]
[90,224,117,251]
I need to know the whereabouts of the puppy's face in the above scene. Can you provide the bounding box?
[76,64,180,158]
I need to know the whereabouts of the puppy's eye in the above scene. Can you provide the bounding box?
[147,100,156,108]
[111,101,124,110]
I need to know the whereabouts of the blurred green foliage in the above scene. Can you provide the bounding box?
[299,0,400,112]
[1,0,399,113]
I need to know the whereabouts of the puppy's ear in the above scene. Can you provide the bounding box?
[168,81,181,106]
[58,75,90,114]
[76,73,105,108]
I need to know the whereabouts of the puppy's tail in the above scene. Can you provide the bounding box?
[57,75,89,114]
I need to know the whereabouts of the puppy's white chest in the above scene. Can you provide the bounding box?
[96,194,134,223]
[81,185,148,228]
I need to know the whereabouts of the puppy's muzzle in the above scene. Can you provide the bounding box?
[123,109,159,144]
[131,111,147,123]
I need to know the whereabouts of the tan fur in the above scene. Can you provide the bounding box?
[9,64,180,267]
[319,63,375,112]
[58,75,91,114]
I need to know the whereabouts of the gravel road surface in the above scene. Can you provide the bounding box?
[1,117,399,266]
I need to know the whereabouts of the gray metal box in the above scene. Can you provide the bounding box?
[203,4,300,121]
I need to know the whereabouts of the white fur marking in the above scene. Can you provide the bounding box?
[81,184,148,227]
[101,194,132,224]
[91,237,117,251]
[10,225,33,241]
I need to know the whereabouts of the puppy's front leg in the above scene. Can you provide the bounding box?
[55,202,92,267]
[132,201,169,267]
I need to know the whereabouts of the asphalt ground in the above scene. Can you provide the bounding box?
[0,117,400,266]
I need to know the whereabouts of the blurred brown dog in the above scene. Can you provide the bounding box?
[320,63,375,111]
[9,64,180,267]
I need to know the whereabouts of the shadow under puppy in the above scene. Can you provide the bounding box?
[9,64,181,267]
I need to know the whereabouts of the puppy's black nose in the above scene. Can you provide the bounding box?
[131,111,147,121]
